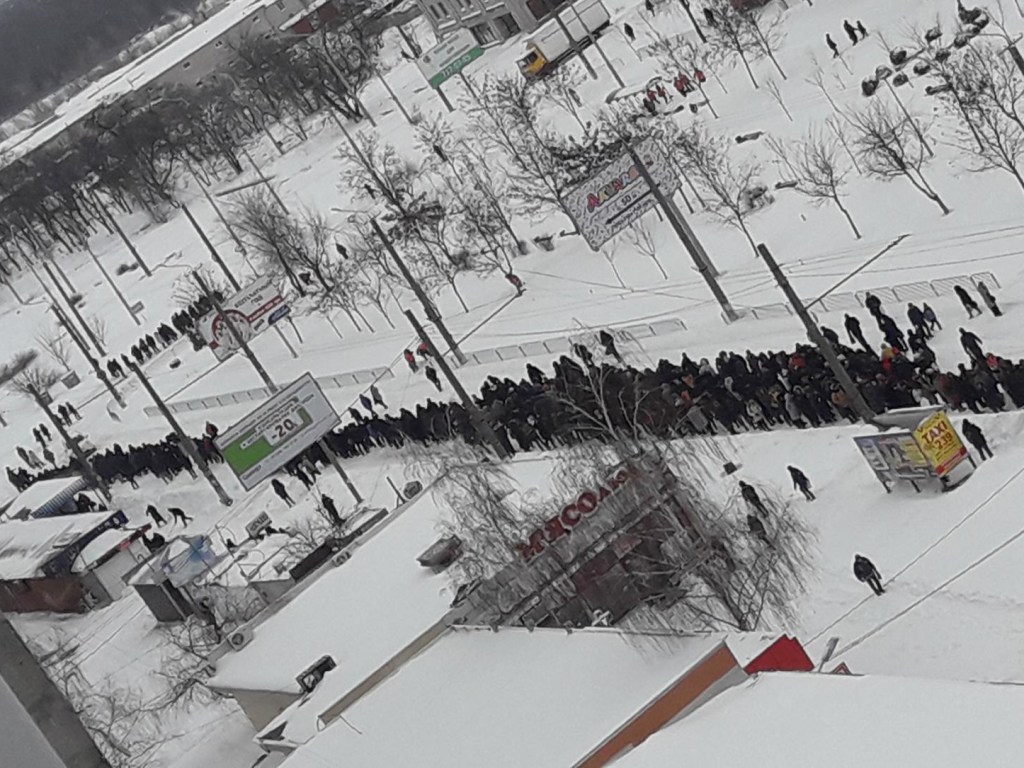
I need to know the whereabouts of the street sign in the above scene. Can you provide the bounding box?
[417,29,484,88]
[216,374,339,491]
[854,431,933,491]
[912,411,968,477]
[563,138,681,250]
[130,301,145,314]
[198,276,290,361]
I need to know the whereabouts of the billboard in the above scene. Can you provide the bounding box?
[563,139,680,250]
[216,374,339,491]
[913,411,968,477]
[417,29,484,88]
[198,277,290,361]
[854,432,933,491]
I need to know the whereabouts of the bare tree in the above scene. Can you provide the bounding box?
[540,63,590,130]
[86,316,108,350]
[625,221,669,279]
[228,189,308,294]
[705,0,785,86]
[36,327,74,372]
[765,77,792,121]
[767,126,862,238]
[847,101,950,214]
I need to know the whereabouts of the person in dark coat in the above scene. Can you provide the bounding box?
[739,481,769,516]
[321,494,343,527]
[623,22,636,41]
[922,303,941,332]
[370,384,386,408]
[359,394,375,415]
[853,554,885,595]
[146,505,167,527]
[977,282,1002,317]
[855,20,868,38]
[271,478,294,507]
[907,303,930,338]
[820,326,841,349]
[864,292,883,318]
[843,19,859,44]
[293,466,313,490]
[960,328,985,363]
[598,330,623,363]
[954,285,983,318]
[961,419,993,459]
[403,349,417,372]
[788,466,815,500]
[747,514,771,545]
[844,314,871,354]
[168,507,193,526]
[425,365,443,392]
[826,33,839,57]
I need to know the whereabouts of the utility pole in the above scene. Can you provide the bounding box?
[568,2,625,88]
[51,302,126,409]
[554,11,598,79]
[371,218,467,364]
[41,263,106,354]
[28,383,111,501]
[181,204,241,292]
[193,271,277,391]
[84,245,141,327]
[320,439,363,505]
[127,360,232,507]
[627,146,737,321]
[102,204,152,277]
[405,309,510,459]
[756,243,877,423]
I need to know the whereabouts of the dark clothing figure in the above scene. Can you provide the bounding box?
[425,365,442,392]
[272,478,294,507]
[404,349,417,372]
[923,303,941,331]
[844,314,871,354]
[854,554,885,595]
[168,507,193,526]
[747,514,771,545]
[370,384,386,408]
[146,505,167,527]
[703,7,716,26]
[788,465,815,500]
[961,419,992,460]
[954,285,983,318]
[856,21,868,38]
[907,304,929,338]
[739,481,769,516]
[359,394,375,414]
[960,328,985,363]
[826,33,839,57]
[977,282,1002,317]
[322,494,343,527]
[598,330,623,363]
[294,467,313,490]
[864,292,883,318]
[623,22,635,41]
[843,20,858,44]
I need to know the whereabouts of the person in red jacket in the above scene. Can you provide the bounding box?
[403,348,417,372]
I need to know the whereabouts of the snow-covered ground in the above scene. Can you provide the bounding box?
[9,0,1024,763]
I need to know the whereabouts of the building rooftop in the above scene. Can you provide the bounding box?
[0,511,121,579]
[0,475,88,520]
[615,672,1024,768]
[276,626,767,768]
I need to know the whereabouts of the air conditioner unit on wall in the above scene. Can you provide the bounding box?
[227,626,254,651]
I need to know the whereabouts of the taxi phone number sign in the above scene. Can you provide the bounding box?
[913,411,968,477]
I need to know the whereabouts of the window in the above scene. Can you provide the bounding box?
[430,4,441,18]
[495,13,520,36]
[470,22,497,44]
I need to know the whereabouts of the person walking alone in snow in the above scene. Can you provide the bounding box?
[739,481,769,516]
[425,365,443,392]
[272,478,294,507]
[954,285,983,318]
[960,328,986,363]
[961,419,993,460]
[788,466,815,500]
[370,384,386,409]
[976,282,1002,317]
[826,33,839,57]
[321,494,343,527]
[856,20,868,38]
[853,554,885,595]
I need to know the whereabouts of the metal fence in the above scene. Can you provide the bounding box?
[745,271,1000,319]
[461,317,688,367]
[143,366,394,417]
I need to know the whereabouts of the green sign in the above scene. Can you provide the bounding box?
[429,46,484,88]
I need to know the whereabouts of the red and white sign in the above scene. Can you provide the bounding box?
[198,277,290,361]
[515,465,640,562]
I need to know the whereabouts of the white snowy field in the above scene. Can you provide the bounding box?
[7,0,1024,763]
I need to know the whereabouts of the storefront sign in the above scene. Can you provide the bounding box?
[912,411,968,477]
[515,465,640,562]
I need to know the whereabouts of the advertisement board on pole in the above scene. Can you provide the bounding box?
[215,374,340,491]
[198,276,290,361]
[563,138,680,250]
[417,29,484,88]
[912,411,968,477]
[854,432,933,491]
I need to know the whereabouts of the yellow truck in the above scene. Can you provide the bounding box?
[517,0,612,79]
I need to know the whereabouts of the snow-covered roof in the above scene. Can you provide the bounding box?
[71,528,136,573]
[615,672,1024,768]
[276,626,736,768]
[210,456,563,699]
[0,512,120,579]
[0,475,88,520]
